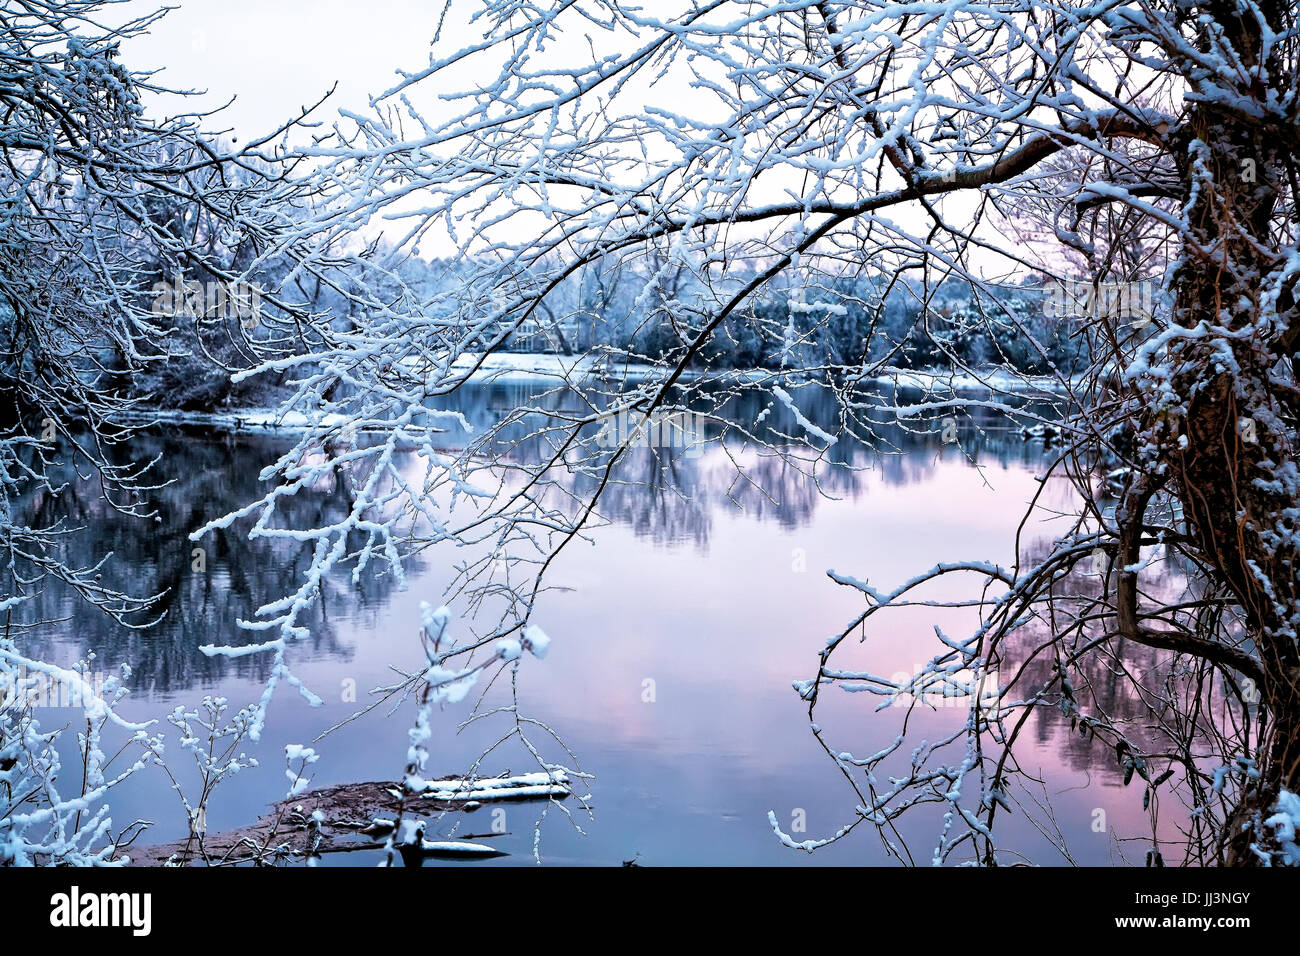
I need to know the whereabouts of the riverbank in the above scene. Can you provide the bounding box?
[115,354,1069,435]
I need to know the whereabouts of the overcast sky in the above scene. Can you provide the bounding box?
[121,0,449,140]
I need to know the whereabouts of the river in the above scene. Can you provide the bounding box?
[18,378,1168,865]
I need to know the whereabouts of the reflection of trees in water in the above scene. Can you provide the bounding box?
[16,380,1062,694]
[446,379,1063,547]
[1006,624,1176,782]
[14,430,414,697]
[999,536,1195,784]
[594,448,713,548]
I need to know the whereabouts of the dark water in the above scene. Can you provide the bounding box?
[18,379,1170,865]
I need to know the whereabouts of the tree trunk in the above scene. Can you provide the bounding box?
[1155,0,1300,863]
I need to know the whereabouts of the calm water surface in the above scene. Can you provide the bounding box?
[23,380,1164,865]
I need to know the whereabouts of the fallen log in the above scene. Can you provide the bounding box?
[130,772,569,866]
[411,770,572,802]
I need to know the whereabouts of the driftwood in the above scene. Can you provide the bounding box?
[130,772,571,867]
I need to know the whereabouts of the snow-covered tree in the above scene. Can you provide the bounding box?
[0,0,330,864]
[217,0,1300,866]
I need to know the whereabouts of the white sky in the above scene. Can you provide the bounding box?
[120,0,448,140]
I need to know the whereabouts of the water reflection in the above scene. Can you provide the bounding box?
[430,378,1063,546]
[12,379,1169,864]
[14,430,415,698]
[19,381,1056,675]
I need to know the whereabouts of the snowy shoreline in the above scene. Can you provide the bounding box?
[115,354,1068,435]
[865,367,1073,394]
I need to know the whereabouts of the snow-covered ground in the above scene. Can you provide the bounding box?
[866,367,1074,394]
[114,355,1068,435]
[116,405,359,434]
[451,350,646,381]
[447,351,775,385]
